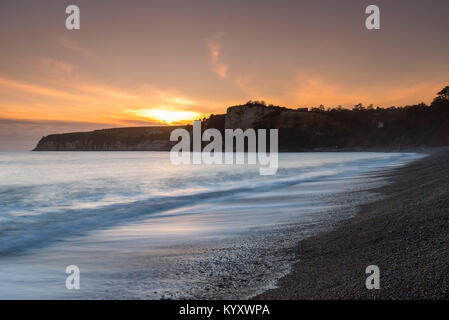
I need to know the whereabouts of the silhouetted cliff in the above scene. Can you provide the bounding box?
[33,87,449,151]
[33,126,182,151]
[215,98,449,151]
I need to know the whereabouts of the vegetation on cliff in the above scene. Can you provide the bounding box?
[204,86,449,150]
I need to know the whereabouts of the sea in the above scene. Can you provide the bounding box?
[0,151,424,299]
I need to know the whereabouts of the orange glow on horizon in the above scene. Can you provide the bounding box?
[125,109,203,125]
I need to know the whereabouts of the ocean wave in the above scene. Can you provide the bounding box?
[0,152,422,256]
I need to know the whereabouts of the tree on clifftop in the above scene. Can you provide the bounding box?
[432,86,449,106]
[437,86,449,100]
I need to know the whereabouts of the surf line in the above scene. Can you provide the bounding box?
[170,120,278,175]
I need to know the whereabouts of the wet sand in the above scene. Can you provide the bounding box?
[255,150,449,299]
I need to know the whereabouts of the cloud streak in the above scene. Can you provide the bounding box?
[41,58,74,75]
[0,76,84,102]
[207,35,228,79]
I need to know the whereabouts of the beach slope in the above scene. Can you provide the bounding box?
[256,150,449,299]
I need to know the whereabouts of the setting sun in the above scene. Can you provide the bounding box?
[127,109,202,124]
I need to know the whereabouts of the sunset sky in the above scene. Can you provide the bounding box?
[1,0,448,150]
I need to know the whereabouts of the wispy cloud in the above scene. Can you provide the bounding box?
[0,76,84,102]
[160,95,196,106]
[0,75,139,104]
[76,85,139,100]
[131,84,200,109]
[56,36,97,61]
[207,34,228,78]
[41,58,74,75]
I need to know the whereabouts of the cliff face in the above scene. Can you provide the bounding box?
[225,105,276,129]
[224,104,327,130]
[33,126,181,151]
[216,101,449,150]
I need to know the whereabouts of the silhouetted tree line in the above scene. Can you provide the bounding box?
[203,86,449,151]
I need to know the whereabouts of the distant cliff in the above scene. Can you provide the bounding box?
[33,126,182,151]
[33,87,449,151]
